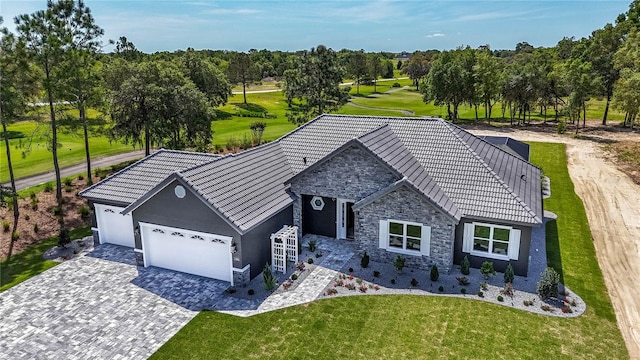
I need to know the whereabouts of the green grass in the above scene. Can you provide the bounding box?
[0,119,135,182]
[0,225,92,291]
[152,142,627,359]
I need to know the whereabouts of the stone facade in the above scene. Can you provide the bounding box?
[291,145,400,238]
[233,266,251,286]
[357,186,456,272]
[289,144,457,272]
[92,228,100,247]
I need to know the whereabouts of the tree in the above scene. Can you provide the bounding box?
[383,59,394,79]
[613,30,640,128]
[180,48,231,107]
[401,53,432,90]
[15,0,97,228]
[105,60,214,154]
[396,59,403,70]
[345,50,368,95]
[227,52,258,104]
[249,121,266,145]
[367,54,384,93]
[113,36,142,61]
[473,51,504,121]
[587,24,623,125]
[55,1,104,185]
[1,19,36,262]
[559,58,598,132]
[283,45,349,125]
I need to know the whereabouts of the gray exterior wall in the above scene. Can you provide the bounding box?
[301,195,336,238]
[132,179,242,269]
[240,205,293,279]
[357,186,457,272]
[453,218,533,276]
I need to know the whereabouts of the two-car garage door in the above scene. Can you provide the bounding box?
[140,223,233,283]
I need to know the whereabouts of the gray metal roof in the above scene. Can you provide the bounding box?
[480,136,530,161]
[278,115,542,225]
[84,114,542,231]
[79,149,219,205]
[177,142,295,233]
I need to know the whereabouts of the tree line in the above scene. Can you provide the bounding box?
[2,1,640,261]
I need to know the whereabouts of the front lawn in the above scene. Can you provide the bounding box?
[0,225,92,291]
[151,142,627,359]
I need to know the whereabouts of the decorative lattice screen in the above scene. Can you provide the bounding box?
[270,225,298,273]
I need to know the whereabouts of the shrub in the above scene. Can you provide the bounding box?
[561,306,573,314]
[346,283,356,291]
[24,214,30,221]
[480,281,488,290]
[348,267,353,273]
[307,258,314,264]
[430,264,439,281]
[63,177,73,186]
[456,276,470,286]
[356,278,363,285]
[359,285,368,293]
[477,291,484,297]
[296,262,306,271]
[480,261,495,279]
[392,82,401,88]
[373,270,380,277]
[315,252,323,258]
[33,223,39,233]
[58,228,71,248]
[541,304,553,312]
[77,174,84,181]
[12,231,19,241]
[501,282,515,298]
[391,279,396,285]
[308,239,317,252]
[523,300,534,306]
[461,288,467,294]
[537,267,560,300]
[64,185,73,193]
[438,285,444,292]
[44,182,53,192]
[2,220,9,232]
[504,263,515,284]
[410,278,418,287]
[557,121,567,134]
[461,255,470,275]
[248,289,255,296]
[393,255,405,273]
[497,295,504,302]
[52,206,62,216]
[291,274,298,281]
[262,263,278,291]
[29,192,37,200]
[30,196,38,210]
[326,288,338,296]
[78,206,90,218]
[361,251,370,268]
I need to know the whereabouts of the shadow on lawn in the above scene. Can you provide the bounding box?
[545,219,564,284]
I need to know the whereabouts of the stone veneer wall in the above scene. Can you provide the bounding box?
[233,266,251,286]
[357,186,457,272]
[290,145,400,238]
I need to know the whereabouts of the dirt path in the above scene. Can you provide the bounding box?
[470,128,640,359]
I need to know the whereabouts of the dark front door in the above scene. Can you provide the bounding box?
[301,195,336,238]
[346,201,355,239]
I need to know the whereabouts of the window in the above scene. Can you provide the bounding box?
[379,220,430,256]
[310,196,325,211]
[463,222,521,260]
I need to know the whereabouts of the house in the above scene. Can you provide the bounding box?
[80,114,543,285]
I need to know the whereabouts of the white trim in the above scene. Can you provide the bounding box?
[508,229,521,260]
[385,219,428,255]
[467,222,515,261]
[232,264,250,272]
[336,198,355,239]
[133,248,143,253]
[91,227,99,232]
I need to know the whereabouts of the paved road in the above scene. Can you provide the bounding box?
[231,77,410,95]
[2,150,146,191]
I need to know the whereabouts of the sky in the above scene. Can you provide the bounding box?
[0,0,631,53]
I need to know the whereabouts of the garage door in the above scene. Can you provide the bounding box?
[140,223,233,282]
[94,204,135,247]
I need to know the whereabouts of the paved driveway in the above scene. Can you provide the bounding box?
[0,245,230,360]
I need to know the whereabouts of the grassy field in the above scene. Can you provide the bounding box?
[1,85,627,182]
[0,225,92,291]
[151,142,627,359]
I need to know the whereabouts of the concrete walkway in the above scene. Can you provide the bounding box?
[2,150,146,191]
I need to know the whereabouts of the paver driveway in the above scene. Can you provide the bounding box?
[0,244,230,360]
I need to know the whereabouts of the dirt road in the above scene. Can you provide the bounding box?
[471,128,640,359]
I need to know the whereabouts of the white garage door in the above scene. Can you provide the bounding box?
[94,204,135,247]
[140,223,233,283]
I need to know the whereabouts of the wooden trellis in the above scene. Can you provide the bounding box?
[270,225,298,273]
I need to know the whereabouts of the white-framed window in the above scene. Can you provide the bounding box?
[379,220,431,256]
[463,222,521,260]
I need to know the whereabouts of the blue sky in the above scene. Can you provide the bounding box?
[1,1,630,53]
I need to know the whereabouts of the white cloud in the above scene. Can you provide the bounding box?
[425,33,445,38]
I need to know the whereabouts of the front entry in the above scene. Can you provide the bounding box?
[337,199,355,240]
